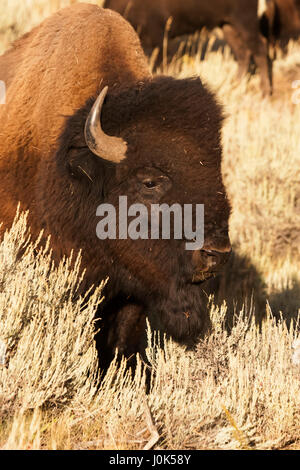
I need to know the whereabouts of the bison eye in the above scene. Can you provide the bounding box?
[143,180,157,189]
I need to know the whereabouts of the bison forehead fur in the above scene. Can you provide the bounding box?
[0,4,231,371]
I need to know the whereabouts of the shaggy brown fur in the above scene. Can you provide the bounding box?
[260,0,300,53]
[0,4,231,371]
[104,0,272,95]
[0,3,150,230]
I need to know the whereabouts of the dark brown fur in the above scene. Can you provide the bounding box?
[104,0,272,94]
[0,4,231,371]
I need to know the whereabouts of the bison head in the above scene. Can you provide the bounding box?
[39,76,231,359]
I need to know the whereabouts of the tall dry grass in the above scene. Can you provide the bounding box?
[0,1,300,450]
[0,211,105,418]
[0,219,299,450]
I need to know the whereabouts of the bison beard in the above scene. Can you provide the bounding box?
[95,269,211,372]
[148,282,211,342]
[96,279,210,371]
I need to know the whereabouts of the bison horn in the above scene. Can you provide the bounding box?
[84,86,127,163]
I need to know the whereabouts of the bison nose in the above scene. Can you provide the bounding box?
[191,241,231,283]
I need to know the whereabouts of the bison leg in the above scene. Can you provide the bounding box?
[95,300,147,373]
[222,24,252,79]
[250,35,273,96]
[223,23,272,96]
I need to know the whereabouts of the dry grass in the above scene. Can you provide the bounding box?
[0,211,105,420]
[0,1,300,450]
[0,0,105,55]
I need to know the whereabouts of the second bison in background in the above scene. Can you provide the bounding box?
[104,0,272,95]
[260,0,300,54]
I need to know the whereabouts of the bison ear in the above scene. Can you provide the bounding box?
[84,87,128,164]
[66,146,116,200]
[67,147,96,183]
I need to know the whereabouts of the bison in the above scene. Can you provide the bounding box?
[104,0,272,95]
[260,0,300,54]
[0,4,231,371]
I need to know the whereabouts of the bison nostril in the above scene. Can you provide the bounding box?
[191,245,231,278]
[215,245,232,254]
[202,244,232,255]
[203,250,216,256]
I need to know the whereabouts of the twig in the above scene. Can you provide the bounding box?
[222,404,253,450]
[142,397,159,450]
